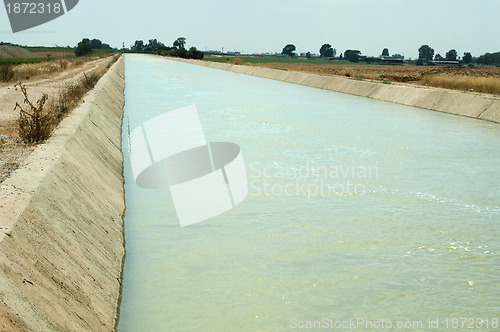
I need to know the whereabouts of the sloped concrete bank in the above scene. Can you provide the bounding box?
[0,56,125,331]
[176,58,500,123]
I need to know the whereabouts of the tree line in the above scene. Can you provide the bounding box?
[280,42,499,65]
[74,38,112,56]
[74,37,204,60]
[130,37,203,60]
[416,45,500,65]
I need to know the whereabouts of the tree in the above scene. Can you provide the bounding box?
[445,49,457,61]
[90,38,102,49]
[381,48,389,56]
[144,39,163,51]
[306,51,311,59]
[171,47,187,58]
[477,52,500,65]
[344,49,361,62]
[75,38,92,56]
[186,47,204,59]
[434,53,444,61]
[418,45,434,62]
[282,44,296,56]
[131,40,144,51]
[101,43,111,50]
[173,37,186,49]
[319,44,334,57]
[462,52,472,64]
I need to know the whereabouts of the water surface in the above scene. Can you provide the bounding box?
[118,54,500,331]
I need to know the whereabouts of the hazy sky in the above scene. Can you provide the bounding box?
[1,0,498,58]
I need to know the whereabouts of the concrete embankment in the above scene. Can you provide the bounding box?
[0,56,125,331]
[176,58,500,123]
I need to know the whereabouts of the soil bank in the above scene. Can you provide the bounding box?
[0,56,125,331]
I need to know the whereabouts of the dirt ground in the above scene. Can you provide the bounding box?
[0,46,36,59]
[0,57,111,183]
[33,51,76,59]
[249,62,500,83]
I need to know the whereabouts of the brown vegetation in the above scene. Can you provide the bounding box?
[7,59,75,81]
[249,62,500,95]
[0,56,114,182]
[49,70,104,121]
[12,69,105,144]
[33,51,75,60]
[14,83,51,143]
[1,53,116,83]
[232,58,244,65]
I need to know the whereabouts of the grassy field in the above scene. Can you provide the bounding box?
[0,58,45,64]
[23,46,75,52]
[0,53,117,82]
[22,46,117,55]
[204,55,500,95]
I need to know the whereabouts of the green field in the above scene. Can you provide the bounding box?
[22,46,117,55]
[204,56,362,65]
[22,46,75,52]
[0,58,45,64]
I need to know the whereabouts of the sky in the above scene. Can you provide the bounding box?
[0,0,498,58]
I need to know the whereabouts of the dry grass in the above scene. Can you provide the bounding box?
[232,58,244,65]
[33,51,76,60]
[49,71,103,121]
[106,54,121,68]
[12,59,71,81]
[420,74,500,95]
[249,62,500,95]
[1,56,115,181]
[2,56,106,82]
[11,68,106,144]
[0,63,15,81]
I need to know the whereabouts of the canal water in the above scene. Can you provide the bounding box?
[118,54,500,331]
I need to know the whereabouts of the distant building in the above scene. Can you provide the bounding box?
[431,60,460,66]
[378,57,404,64]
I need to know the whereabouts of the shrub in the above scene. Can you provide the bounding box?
[186,47,204,60]
[83,72,99,90]
[58,59,69,70]
[50,70,103,121]
[170,48,187,58]
[14,83,52,143]
[75,39,92,57]
[0,63,14,81]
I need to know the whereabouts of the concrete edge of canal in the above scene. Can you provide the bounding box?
[174,57,500,123]
[0,56,125,332]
